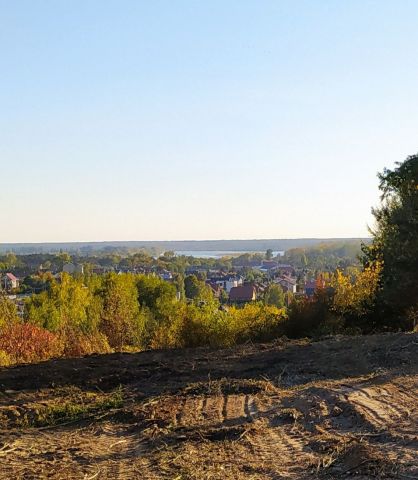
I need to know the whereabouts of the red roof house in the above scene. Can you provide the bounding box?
[229,285,256,303]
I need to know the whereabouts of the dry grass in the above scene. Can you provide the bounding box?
[316,438,401,478]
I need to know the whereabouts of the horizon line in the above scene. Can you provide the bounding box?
[0,237,371,245]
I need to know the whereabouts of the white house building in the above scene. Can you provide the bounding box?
[209,275,243,293]
[1,273,19,291]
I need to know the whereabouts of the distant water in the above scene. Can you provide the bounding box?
[175,250,284,259]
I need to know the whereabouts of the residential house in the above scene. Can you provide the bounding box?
[261,260,278,270]
[229,285,256,303]
[304,278,326,297]
[208,275,243,293]
[304,281,316,297]
[253,282,268,296]
[276,275,297,294]
[276,264,296,275]
[7,293,30,317]
[159,270,173,281]
[206,281,222,298]
[1,273,19,291]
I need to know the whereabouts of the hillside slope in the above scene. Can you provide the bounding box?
[0,333,417,479]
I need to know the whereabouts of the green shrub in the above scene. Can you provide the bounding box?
[284,291,340,338]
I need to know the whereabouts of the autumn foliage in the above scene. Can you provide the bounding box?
[0,323,60,364]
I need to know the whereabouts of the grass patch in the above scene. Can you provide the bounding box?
[182,378,278,396]
[18,387,124,428]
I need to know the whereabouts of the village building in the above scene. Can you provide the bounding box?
[206,282,223,298]
[261,260,278,270]
[276,264,296,275]
[275,275,297,294]
[1,273,19,291]
[159,270,173,281]
[304,277,326,297]
[229,284,257,303]
[208,275,243,293]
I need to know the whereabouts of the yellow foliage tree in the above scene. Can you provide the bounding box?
[332,262,382,318]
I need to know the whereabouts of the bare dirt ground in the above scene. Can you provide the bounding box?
[0,332,417,479]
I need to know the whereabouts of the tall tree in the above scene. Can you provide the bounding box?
[0,294,18,329]
[264,284,285,308]
[363,154,418,329]
[184,275,214,302]
[100,273,144,349]
[184,275,202,300]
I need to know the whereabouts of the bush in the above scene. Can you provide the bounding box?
[100,273,145,350]
[59,328,112,357]
[153,302,287,349]
[0,350,11,367]
[229,303,287,343]
[0,323,61,364]
[331,265,381,332]
[284,291,341,338]
[178,304,233,348]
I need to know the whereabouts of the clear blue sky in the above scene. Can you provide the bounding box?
[1,1,417,242]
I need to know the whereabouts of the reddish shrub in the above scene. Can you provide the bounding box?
[0,323,61,364]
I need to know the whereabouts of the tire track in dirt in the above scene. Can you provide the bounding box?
[175,393,263,427]
[245,394,280,420]
[247,395,262,420]
[242,394,316,477]
[345,384,416,430]
[201,395,223,424]
[248,424,316,477]
[394,385,418,403]
[173,396,186,426]
[1,333,416,479]
[177,396,205,426]
[223,394,247,425]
